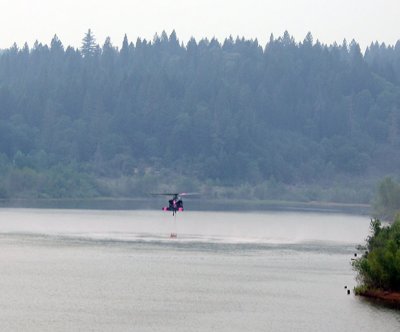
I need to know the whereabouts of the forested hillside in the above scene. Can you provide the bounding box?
[0,30,399,200]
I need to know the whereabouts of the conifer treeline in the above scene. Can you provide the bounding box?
[0,30,399,198]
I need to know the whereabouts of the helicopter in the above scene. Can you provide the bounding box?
[151,193,198,216]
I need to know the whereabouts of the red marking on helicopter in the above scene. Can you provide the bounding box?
[152,192,198,216]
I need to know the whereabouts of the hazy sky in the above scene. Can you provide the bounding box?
[1,0,399,50]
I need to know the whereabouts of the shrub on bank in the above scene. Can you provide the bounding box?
[352,218,400,292]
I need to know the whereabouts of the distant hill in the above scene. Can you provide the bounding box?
[0,30,399,201]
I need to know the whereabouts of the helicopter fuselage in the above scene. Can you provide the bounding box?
[162,198,184,215]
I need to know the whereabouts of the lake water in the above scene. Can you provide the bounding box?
[0,209,399,331]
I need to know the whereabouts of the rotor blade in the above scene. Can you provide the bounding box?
[150,193,179,196]
[179,193,200,196]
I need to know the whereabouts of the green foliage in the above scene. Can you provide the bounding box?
[353,284,369,295]
[373,177,400,220]
[353,218,400,291]
[42,165,99,198]
[0,31,399,198]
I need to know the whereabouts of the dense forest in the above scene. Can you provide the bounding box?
[373,177,400,220]
[0,30,399,201]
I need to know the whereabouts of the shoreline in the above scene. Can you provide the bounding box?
[0,197,370,214]
[357,289,400,307]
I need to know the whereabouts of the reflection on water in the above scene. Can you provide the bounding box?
[0,209,371,244]
[0,209,399,332]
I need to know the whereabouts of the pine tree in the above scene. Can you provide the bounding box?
[120,34,129,64]
[51,34,64,53]
[81,29,98,57]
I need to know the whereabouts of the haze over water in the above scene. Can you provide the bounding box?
[0,209,399,331]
